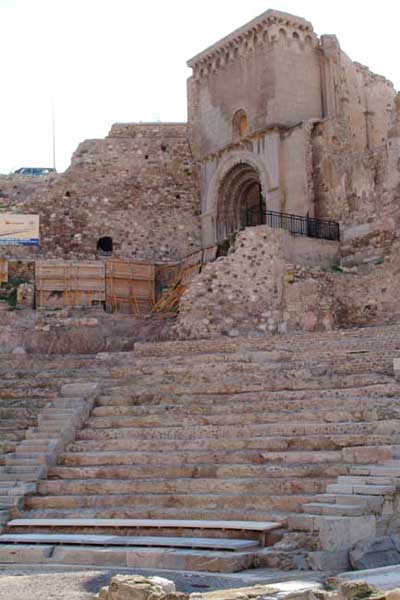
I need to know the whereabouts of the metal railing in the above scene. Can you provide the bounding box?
[216,206,340,244]
[265,210,340,241]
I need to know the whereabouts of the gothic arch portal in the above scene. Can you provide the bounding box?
[204,151,273,244]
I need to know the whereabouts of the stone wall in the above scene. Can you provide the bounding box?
[174,223,400,341]
[0,124,201,262]
[173,227,339,339]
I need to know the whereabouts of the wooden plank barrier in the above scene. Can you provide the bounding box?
[35,260,105,309]
[0,259,8,284]
[106,258,155,315]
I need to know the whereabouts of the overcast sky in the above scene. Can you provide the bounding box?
[1,0,399,174]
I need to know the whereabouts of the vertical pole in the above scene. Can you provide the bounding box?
[51,98,56,171]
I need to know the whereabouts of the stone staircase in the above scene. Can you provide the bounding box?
[0,352,131,526]
[2,325,400,572]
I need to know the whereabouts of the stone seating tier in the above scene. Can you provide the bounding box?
[2,324,400,572]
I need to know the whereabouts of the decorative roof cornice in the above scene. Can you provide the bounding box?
[187,9,316,73]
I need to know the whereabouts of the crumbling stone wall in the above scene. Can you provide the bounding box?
[0,124,201,262]
[173,227,340,339]
[174,223,400,340]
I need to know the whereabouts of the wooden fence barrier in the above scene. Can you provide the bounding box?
[35,260,105,308]
[0,259,8,284]
[106,258,155,314]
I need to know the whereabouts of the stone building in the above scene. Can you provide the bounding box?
[186,9,396,247]
[1,8,400,335]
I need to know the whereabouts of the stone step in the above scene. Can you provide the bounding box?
[87,406,400,426]
[7,517,281,544]
[326,483,397,495]
[68,432,399,454]
[338,474,400,486]
[56,449,343,467]
[16,443,56,454]
[24,492,313,513]
[76,420,400,440]
[0,482,36,495]
[36,477,332,497]
[312,494,384,512]
[0,542,256,572]
[97,383,399,408]
[8,506,290,523]
[93,396,400,417]
[47,461,347,481]
[0,533,260,551]
[0,495,22,507]
[96,374,391,394]
[134,329,400,357]
[288,512,375,537]
[0,466,45,480]
[5,454,53,467]
[8,517,279,530]
[302,503,367,516]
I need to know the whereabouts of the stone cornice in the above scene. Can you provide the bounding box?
[187,9,316,75]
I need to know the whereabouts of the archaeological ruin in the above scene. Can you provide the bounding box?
[2,6,400,592]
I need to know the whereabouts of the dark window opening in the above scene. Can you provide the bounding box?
[97,236,113,255]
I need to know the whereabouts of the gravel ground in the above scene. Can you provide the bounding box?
[0,565,324,600]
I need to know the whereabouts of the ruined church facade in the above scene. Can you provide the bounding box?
[186,10,397,247]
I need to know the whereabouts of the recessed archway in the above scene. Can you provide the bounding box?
[216,162,265,242]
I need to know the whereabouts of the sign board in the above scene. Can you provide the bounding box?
[0,214,39,246]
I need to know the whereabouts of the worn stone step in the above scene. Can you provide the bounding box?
[0,542,256,572]
[326,483,397,495]
[5,454,53,467]
[24,492,312,513]
[68,432,399,454]
[56,449,343,467]
[8,505,291,523]
[36,477,331,497]
[338,474,400,486]
[77,419,400,440]
[97,382,400,406]
[313,493,384,512]
[0,495,22,507]
[88,406,400,426]
[303,503,367,516]
[0,533,261,551]
[47,462,347,481]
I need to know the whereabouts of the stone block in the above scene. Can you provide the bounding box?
[306,549,350,572]
[0,543,53,563]
[350,536,400,570]
[394,359,400,381]
[319,516,376,551]
[61,382,99,397]
[51,545,127,566]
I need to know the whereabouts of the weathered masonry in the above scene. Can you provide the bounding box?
[186,10,396,247]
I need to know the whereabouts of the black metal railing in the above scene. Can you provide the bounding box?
[216,205,340,244]
[266,210,340,241]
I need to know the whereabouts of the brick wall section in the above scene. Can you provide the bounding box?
[0,124,201,262]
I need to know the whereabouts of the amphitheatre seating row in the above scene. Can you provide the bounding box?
[2,324,400,571]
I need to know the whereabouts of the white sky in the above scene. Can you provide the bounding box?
[0,0,399,174]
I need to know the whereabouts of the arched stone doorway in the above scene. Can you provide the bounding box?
[216,162,266,242]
